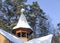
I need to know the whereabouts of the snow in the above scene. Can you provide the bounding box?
[0,29,24,43]
[13,8,33,31]
[21,8,25,13]
[13,14,32,30]
[25,34,53,43]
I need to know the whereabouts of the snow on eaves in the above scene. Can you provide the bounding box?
[0,29,24,43]
[0,29,53,43]
[25,34,53,43]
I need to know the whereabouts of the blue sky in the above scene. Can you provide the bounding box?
[27,0,60,28]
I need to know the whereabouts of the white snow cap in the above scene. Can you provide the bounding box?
[25,34,53,43]
[0,29,24,43]
[13,8,32,30]
[21,8,25,13]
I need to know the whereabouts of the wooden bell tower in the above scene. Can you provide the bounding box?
[12,8,33,42]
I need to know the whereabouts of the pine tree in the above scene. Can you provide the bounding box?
[0,0,49,38]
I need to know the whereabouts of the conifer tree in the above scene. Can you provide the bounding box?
[0,0,49,38]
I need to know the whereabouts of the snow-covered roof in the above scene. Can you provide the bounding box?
[13,8,33,31]
[0,29,53,43]
[25,34,53,43]
[0,29,24,43]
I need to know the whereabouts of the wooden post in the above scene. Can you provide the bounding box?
[21,32,22,37]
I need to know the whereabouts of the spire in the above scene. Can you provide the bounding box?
[21,8,25,14]
[13,8,32,31]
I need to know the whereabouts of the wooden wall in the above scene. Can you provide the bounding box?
[15,30,28,42]
[51,37,55,43]
[58,33,60,43]
[0,34,12,43]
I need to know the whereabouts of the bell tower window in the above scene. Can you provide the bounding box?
[17,33,20,37]
[22,32,27,37]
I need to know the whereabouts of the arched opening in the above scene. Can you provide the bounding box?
[17,33,21,37]
[16,31,28,38]
[22,32,27,37]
